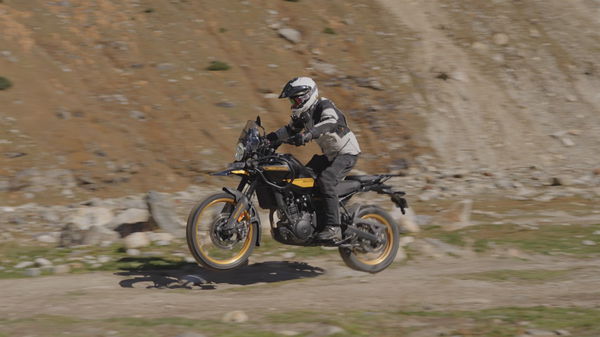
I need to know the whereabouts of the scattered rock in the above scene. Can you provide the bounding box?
[581,240,596,246]
[565,94,578,102]
[222,310,249,323]
[14,261,35,269]
[126,248,141,256]
[281,252,296,259]
[124,232,151,249]
[309,325,345,337]
[278,28,302,44]
[34,258,52,267]
[554,329,571,336]
[309,60,338,75]
[472,41,489,52]
[97,256,111,264]
[215,101,235,108]
[560,137,575,147]
[523,328,556,336]
[355,77,384,90]
[156,63,175,71]
[129,110,146,120]
[35,233,59,244]
[550,176,573,186]
[278,331,300,336]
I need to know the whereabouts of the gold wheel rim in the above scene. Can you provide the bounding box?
[354,214,393,265]
[194,198,253,265]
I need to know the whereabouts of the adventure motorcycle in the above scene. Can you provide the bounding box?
[186,117,409,273]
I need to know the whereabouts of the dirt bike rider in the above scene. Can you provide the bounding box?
[266,77,361,241]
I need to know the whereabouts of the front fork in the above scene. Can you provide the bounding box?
[222,178,262,246]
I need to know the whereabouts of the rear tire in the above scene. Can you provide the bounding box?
[339,205,400,273]
[186,193,257,271]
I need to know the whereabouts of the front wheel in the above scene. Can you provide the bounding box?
[339,205,400,273]
[186,193,257,270]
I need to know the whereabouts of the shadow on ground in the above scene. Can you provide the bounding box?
[115,257,325,290]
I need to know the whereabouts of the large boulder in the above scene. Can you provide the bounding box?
[146,191,185,238]
[111,208,149,225]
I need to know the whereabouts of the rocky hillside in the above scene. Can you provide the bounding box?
[1,0,599,205]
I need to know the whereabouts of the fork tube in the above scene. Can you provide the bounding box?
[244,179,257,198]
[236,176,248,192]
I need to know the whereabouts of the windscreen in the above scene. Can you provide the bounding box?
[238,120,261,151]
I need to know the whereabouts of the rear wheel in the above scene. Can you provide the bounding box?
[339,205,400,273]
[186,193,257,270]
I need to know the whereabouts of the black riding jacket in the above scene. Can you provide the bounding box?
[274,98,361,161]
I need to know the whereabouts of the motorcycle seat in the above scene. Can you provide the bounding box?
[336,180,361,196]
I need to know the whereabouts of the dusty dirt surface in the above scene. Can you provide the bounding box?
[377,0,600,171]
[2,0,599,206]
[2,254,600,321]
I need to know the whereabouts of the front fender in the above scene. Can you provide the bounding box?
[222,187,262,247]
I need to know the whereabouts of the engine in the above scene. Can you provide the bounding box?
[275,193,316,243]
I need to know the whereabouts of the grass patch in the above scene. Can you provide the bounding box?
[323,27,336,34]
[0,76,12,90]
[397,306,600,337]
[3,307,600,337]
[420,223,600,257]
[0,240,192,279]
[206,61,231,71]
[0,233,336,279]
[0,315,293,337]
[457,268,572,283]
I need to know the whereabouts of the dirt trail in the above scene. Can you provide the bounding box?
[2,254,599,321]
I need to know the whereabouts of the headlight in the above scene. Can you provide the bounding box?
[234,142,245,161]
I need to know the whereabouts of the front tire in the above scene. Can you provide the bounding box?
[186,193,257,271]
[339,205,400,273]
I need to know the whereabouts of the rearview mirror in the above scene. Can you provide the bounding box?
[256,115,262,127]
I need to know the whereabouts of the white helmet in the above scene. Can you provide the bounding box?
[278,77,319,118]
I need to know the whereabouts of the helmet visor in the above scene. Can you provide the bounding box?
[289,93,310,109]
[289,95,304,109]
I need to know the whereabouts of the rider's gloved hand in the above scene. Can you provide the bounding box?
[291,132,312,146]
[266,132,278,142]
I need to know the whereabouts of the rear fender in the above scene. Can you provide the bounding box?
[222,187,262,247]
[363,184,408,215]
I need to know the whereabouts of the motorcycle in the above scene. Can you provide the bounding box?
[186,117,409,273]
